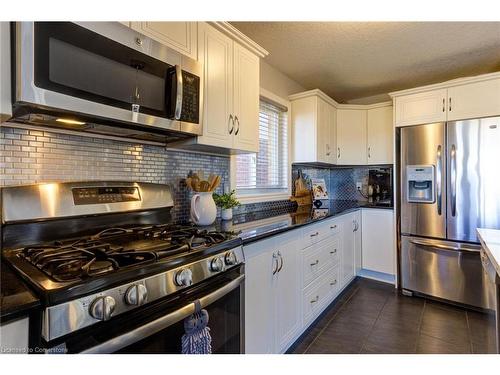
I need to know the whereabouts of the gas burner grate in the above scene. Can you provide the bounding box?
[17,224,239,282]
[20,239,157,282]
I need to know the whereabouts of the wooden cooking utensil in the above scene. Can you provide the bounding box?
[210,175,221,191]
[186,177,193,191]
[200,180,210,192]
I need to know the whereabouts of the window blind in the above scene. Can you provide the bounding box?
[236,99,288,193]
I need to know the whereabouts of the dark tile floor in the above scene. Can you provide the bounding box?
[289,277,497,354]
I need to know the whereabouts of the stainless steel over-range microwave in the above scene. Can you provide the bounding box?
[11,22,203,142]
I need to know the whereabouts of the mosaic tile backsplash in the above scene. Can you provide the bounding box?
[0,125,230,222]
[1,124,390,221]
[292,164,375,202]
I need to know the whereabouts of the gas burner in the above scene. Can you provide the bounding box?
[20,239,157,282]
[17,224,240,283]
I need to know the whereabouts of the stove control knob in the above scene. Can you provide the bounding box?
[210,256,225,272]
[124,284,148,306]
[89,296,116,321]
[224,251,237,266]
[174,268,193,287]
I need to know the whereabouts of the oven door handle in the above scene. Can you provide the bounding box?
[81,275,244,354]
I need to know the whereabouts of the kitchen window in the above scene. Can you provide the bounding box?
[235,93,290,202]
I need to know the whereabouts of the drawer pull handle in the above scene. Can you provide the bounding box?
[330,249,337,254]
[310,296,319,304]
[330,225,337,229]
[330,280,337,286]
[310,232,319,237]
[310,260,319,266]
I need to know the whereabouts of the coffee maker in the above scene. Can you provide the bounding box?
[368,167,393,207]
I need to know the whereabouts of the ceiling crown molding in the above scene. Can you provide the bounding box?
[207,22,269,58]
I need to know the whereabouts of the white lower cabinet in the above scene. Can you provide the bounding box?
[243,213,356,354]
[361,208,395,275]
[0,317,29,354]
[244,231,301,354]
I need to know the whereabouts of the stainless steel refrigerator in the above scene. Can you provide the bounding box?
[400,116,500,309]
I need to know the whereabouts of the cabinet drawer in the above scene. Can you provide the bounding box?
[325,220,341,237]
[303,265,340,325]
[302,237,340,287]
[302,223,328,247]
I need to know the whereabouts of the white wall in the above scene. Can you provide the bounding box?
[260,60,305,99]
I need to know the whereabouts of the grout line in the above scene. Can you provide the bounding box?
[358,290,391,354]
[414,299,427,353]
[302,283,361,354]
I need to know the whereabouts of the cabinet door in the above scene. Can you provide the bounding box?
[328,104,338,164]
[232,43,260,153]
[274,232,302,353]
[317,99,337,164]
[340,213,355,287]
[243,238,276,354]
[316,98,330,163]
[0,317,29,353]
[447,79,500,121]
[197,24,234,149]
[367,106,393,164]
[337,109,367,165]
[394,89,447,127]
[361,209,395,275]
[130,22,197,59]
[353,210,362,276]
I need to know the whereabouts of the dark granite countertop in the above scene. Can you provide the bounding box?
[226,200,393,244]
[1,261,40,322]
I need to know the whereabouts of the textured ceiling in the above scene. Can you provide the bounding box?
[230,22,500,103]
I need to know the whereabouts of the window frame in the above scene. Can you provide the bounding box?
[230,88,292,204]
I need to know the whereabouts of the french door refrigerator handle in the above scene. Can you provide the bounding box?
[409,239,480,253]
[451,144,457,217]
[436,145,442,215]
[81,275,245,354]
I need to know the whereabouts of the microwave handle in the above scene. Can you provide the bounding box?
[174,65,183,120]
[80,274,244,354]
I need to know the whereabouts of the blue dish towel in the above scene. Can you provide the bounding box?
[181,300,212,354]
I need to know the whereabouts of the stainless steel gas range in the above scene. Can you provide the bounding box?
[0,181,244,354]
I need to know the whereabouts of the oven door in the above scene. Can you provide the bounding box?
[14,22,202,134]
[47,268,244,354]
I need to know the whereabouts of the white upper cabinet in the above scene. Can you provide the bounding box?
[336,109,367,165]
[1,22,12,122]
[367,105,393,164]
[394,89,447,127]
[130,22,198,60]
[188,23,260,153]
[290,90,337,164]
[197,24,234,149]
[232,43,260,153]
[447,78,500,121]
[392,73,500,126]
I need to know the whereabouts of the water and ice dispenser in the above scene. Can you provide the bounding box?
[406,165,435,203]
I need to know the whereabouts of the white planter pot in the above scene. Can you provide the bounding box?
[190,192,217,226]
[221,208,233,221]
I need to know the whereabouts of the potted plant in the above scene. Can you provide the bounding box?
[213,190,240,221]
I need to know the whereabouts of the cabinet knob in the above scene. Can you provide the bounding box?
[330,249,337,254]
[310,259,319,266]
